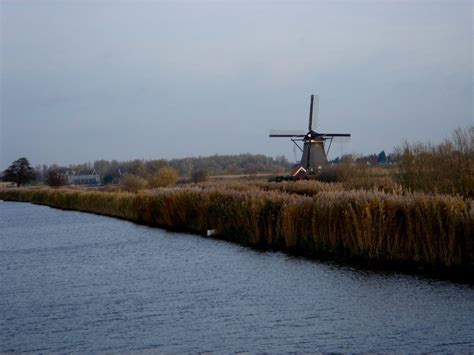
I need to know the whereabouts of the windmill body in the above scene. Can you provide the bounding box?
[300,134,327,171]
[270,95,350,175]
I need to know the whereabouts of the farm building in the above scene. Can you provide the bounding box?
[66,169,101,186]
[290,165,307,179]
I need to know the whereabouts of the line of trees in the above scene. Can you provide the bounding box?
[0,151,398,188]
[1,154,292,187]
[329,150,396,165]
[6,124,470,195]
[36,154,292,184]
[95,154,290,179]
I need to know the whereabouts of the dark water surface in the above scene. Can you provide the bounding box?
[1,201,473,352]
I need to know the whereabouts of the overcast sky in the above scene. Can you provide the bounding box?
[1,0,472,168]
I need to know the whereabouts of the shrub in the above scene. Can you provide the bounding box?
[120,175,148,193]
[314,161,403,193]
[46,169,67,187]
[191,169,209,183]
[148,167,179,188]
[316,165,342,183]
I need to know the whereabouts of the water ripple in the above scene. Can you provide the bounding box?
[1,202,473,352]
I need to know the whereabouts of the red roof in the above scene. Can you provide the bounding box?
[290,165,307,177]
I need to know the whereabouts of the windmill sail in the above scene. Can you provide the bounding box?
[269,129,306,137]
[308,95,319,131]
[320,133,351,137]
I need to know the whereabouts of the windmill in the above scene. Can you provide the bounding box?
[270,95,350,175]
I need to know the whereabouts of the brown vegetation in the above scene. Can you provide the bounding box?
[191,169,209,183]
[148,167,179,188]
[395,126,474,197]
[119,175,148,193]
[0,185,472,272]
[46,169,67,187]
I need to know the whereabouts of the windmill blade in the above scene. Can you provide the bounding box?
[308,94,319,131]
[313,95,319,130]
[325,135,351,156]
[321,133,351,137]
[329,135,351,143]
[269,129,306,137]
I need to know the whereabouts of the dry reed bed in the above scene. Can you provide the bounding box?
[256,180,344,196]
[0,187,472,271]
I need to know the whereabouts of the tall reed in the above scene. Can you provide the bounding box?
[257,180,344,196]
[1,187,472,271]
[395,126,474,197]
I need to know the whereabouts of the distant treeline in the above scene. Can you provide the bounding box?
[329,150,396,165]
[36,154,292,181]
[36,151,398,183]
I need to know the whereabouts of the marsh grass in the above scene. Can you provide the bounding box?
[257,180,344,196]
[395,126,474,197]
[1,186,472,271]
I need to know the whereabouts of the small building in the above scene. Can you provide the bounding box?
[66,169,101,186]
[290,165,307,179]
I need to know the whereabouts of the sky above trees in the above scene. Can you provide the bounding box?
[1,0,472,169]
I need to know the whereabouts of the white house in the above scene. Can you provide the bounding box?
[66,169,101,186]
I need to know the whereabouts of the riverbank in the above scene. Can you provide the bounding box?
[1,186,472,277]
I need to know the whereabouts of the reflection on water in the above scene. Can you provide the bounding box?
[1,201,473,352]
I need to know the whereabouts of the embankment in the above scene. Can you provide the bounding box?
[1,187,473,276]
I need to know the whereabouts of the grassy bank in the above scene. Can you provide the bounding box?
[1,187,472,275]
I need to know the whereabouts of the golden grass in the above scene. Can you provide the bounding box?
[1,186,472,271]
[395,126,474,197]
[256,180,344,196]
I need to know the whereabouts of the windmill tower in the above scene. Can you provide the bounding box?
[270,95,351,174]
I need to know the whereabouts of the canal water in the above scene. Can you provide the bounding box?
[1,201,473,352]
